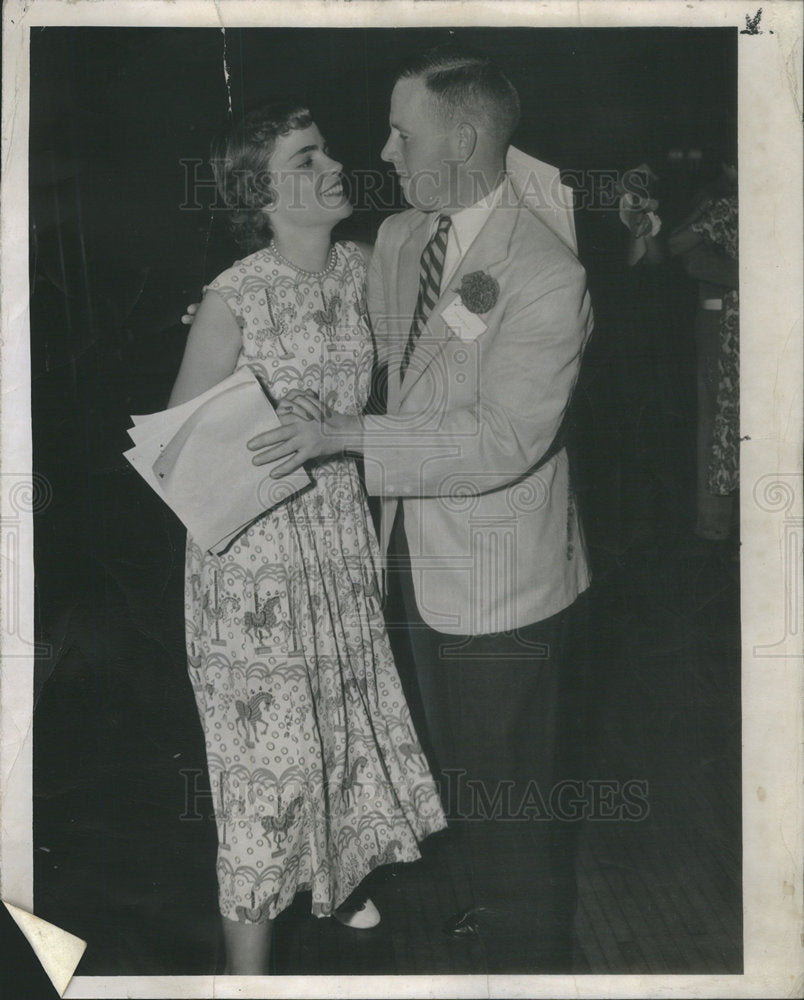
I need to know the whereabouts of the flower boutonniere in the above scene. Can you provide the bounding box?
[455,270,500,314]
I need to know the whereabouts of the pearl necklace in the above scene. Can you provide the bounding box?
[269,241,337,277]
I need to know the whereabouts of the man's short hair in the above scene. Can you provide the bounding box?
[396,44,520,149]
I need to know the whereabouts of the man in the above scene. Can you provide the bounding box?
[250,44,594,970]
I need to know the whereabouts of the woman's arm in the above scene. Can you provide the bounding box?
[666,224,704,258]
[168,290,242,407]
[666,195,716,258]
[680,245,739,289]
[636,233,665,266]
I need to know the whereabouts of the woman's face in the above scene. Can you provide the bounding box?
[264,123,352,232]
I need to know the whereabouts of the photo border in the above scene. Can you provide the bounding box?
[2,2,801,997]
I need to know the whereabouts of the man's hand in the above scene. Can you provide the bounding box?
[248,407,362,477]
[182,302,201,326]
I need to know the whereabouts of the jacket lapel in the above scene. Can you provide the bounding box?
[385,213,430,413]
[399,181,522,401]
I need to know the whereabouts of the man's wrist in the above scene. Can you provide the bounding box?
[326,413,364,456]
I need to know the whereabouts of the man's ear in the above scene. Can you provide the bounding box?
[455,122,478,161]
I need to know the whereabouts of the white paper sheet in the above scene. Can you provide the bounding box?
[506,145,578,252]
[124,368,312,553]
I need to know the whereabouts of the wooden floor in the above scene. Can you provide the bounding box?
[574,780,742,974]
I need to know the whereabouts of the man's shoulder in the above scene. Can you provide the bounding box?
[376,207,426,247]
[498,202,588,309]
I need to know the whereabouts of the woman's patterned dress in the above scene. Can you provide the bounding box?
[691,194,739,495]
[184,240,446,924]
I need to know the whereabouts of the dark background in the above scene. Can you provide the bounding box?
[28,26,740,978]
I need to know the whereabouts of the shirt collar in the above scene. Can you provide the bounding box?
[428,179,506,254]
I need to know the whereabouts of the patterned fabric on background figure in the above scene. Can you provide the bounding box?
[690,194,739,496]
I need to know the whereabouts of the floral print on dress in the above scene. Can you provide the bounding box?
[691,195,739,495]
[186,241,446,924]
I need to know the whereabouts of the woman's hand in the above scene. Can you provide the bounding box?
[248,410,362,477]
[275,389,331,422]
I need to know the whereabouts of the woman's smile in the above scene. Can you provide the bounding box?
[320,175,346,200]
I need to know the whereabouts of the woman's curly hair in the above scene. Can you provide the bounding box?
[211,102,312,253]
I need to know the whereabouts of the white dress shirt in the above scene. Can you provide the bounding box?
[429,180,506,290]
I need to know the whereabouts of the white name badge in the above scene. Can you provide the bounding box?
[441,296,487,341]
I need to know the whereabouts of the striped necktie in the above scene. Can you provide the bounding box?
[400,214,452,380]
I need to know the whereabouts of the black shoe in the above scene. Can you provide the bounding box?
[442,905,492,939]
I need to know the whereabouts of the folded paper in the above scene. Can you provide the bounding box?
[124,368,311,553]
[506,146,577,253]
[3,902,86,997]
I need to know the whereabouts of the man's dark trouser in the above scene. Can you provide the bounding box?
[390,511,588,972]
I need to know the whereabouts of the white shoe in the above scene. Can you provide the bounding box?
[334,897,381,929]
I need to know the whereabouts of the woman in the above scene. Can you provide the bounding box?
[169,102,446,974]
[668,161,739,540]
